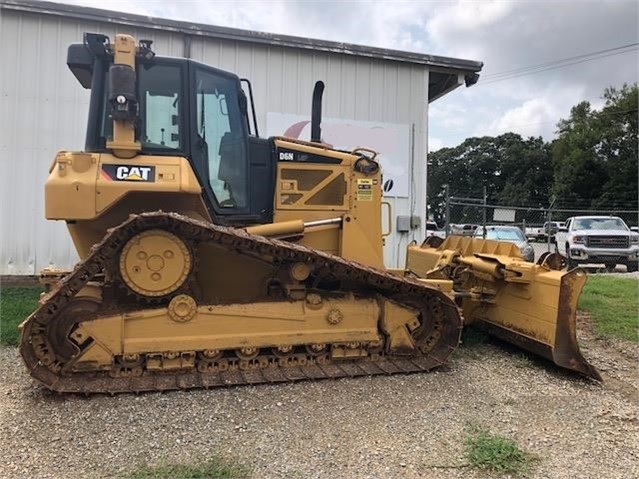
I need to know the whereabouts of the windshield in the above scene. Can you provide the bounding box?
[573,218,628,230]
[478,228,525,241]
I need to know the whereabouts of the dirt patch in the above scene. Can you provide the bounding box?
[0,276,40,287]
[577,311,639,402]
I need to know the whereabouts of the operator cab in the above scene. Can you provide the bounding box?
[67,33,275,225]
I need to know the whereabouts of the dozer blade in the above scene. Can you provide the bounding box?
[406,237,601,380]
[462,265,601,380]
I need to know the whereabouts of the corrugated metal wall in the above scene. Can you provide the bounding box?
[0,7,429,274]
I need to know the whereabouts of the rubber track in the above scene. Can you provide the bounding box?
[19,212,462,394]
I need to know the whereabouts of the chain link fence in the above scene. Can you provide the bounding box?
[436,196,638,256]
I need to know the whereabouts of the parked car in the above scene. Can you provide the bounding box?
[473,225,535,262]
[451,223,480,236]
[564,216,639,271]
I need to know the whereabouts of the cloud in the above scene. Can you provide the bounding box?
[427,0,515,56]
[426,1,638,93]
[429,101,469,130]
[428,137,444,152]
[57,0,436,52]
[483,98,558,138]
[424,0,637,147]
[477,84,588,138]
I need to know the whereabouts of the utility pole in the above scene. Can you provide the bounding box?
[547,196,556,252]
[445,184,450,237]
[482,186,487,239]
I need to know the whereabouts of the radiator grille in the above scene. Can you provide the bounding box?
[587,236,629,248]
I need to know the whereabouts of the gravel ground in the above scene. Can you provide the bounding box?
[1,315,637,479]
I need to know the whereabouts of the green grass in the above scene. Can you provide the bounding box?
[460,327,490,347]
[579,276,638,342]
[125,456,251,479]
[0,286,42,346]
[455,327,491,359]
[511,353,534,369]
[464,425,535,476]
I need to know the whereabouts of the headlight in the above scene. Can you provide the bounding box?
[631,236,639,244]
[522,245,534,254]
[572,236,585,244]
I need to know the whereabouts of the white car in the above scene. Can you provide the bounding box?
[564,216,639,272]
[425,221,446,239]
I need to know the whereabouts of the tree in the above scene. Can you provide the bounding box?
[427,133,552,224]
[427,84,638,225]
[592,85,638,208]
[497,135,553,206]
[552,84,638,209]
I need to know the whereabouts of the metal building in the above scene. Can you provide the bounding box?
[0,0,482,275]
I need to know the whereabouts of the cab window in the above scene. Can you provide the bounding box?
[195,68,248,209]
[139,64,182,151]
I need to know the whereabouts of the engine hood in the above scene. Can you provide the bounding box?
[570,229,635,237]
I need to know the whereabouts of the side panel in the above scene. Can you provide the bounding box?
[45,152,209,258]
[247,136,277,223]
[272,139,384,269]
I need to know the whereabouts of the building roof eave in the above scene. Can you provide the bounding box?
[1,0,484,75]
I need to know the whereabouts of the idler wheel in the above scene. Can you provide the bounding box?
[46,298,101,362]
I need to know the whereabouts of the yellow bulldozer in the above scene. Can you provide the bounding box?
[19,33,600,394]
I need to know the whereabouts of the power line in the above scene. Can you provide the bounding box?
[480,49,638,85]
[482,43,639,80]
[476,44,638,86]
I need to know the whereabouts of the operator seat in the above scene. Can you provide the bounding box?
[218,132,247,208]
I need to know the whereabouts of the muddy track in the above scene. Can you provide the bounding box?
[19,211,463,394]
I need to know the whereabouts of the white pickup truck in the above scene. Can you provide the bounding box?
[564,216,639,272]
[525,221,565,242]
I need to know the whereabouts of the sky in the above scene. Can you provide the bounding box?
[54,0,638,151]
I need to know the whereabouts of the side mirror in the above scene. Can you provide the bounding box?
[238,90,248,116]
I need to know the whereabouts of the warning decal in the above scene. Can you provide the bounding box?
[356,179,373,202]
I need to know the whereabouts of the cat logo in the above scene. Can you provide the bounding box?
[101,165,156,182]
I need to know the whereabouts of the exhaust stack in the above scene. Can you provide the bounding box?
[311,81,324,143]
